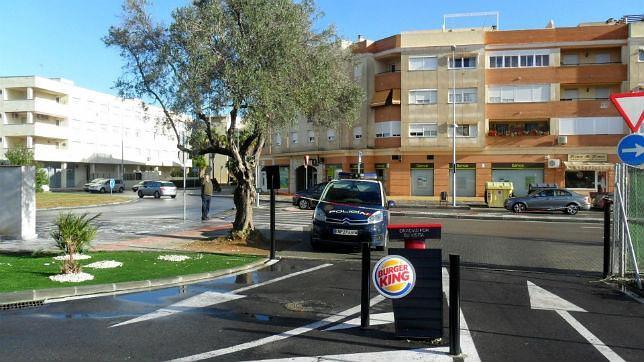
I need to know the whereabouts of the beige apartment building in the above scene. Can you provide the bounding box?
[262,19,644,198]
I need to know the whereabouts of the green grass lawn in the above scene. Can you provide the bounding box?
[36,192,130,209]
[0,251,259,293]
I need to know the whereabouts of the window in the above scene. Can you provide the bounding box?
[409,56,437,71]
[353,127,363,140]
[275,134,282,146]
[448,88,477,104]
[448,124,478,138]
[290,132,298,144]
[375,121,401,138]
[489,52,549,68]
[562,54,579,65]
[327,129,336,142]
[409,123,438,138]
[595,53,610,64]
[639,49,644,62]
[449,56,477,69]
[488,85,549,103]
[565,171,595,189]
[409,90,437,104]
[563,89,579,100]
[595,88,610,99]
[307,130,315,143]
[558,117,624,135]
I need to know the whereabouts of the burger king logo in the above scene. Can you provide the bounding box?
[372,256,416,299]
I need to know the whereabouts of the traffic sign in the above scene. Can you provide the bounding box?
[109,179,116,190]
[617,134,644,166]
[610,91,644,133]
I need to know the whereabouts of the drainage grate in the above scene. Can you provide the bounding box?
[0,300,44,311]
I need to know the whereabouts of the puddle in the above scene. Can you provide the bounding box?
[116,286,189,305]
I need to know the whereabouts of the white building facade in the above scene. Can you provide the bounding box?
[0,76,189,189]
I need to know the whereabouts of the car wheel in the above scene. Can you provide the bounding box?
[100,188,105,194]
[171,195,176,199]
[154,191,161,199]
[119,187,124,193]
[138,191,144,198]
[565,204,579,215]
[298,199,310,210]
[512,203,526,213]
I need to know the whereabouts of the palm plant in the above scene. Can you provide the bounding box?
[50,213,100,274]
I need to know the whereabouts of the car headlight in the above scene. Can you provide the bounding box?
[313,208,326,222]
[367,211,384,224]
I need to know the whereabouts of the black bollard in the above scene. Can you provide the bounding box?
[603,200,612,278]
[361,242,370,329]
[270,188,276,260]
[449,254,461,356]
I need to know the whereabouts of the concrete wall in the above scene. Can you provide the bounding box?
[0,166,36,240]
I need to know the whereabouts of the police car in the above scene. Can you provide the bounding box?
[310,173,394,251]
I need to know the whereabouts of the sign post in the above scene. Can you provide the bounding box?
[357,151,363,176]
[262,166,281,260]
[304,155,309,190]
[109,178,115,195]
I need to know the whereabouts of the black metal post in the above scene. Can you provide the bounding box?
[361,242,370,329]
[449,254,461,356]
[270,188,276,260]
[603,201,612,278]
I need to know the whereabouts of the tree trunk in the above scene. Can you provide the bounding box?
[231,172,255,239]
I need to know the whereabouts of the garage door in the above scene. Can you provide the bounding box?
[450,169,476,197]
[411,168,434,196]
[492,164,544,196]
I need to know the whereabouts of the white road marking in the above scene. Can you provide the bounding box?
[527,281,625,362]
[442,267,481,361]
[245,347,452,361]
[167,295,386,362]
[111,263,332,327]
[581,226,602,229]
[323,312,394,331]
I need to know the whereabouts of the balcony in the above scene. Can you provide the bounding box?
[374,71,401,92]
[1,98,69,117]
[33,144,70,162]
[0,123,68,140]
[485,63,626,85]
[486,100,619,119]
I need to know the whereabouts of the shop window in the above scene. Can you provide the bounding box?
[565,171,595,189]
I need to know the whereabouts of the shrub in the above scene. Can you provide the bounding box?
[36,168,49,192]
[5,146,34,166]
[50,213,100,274]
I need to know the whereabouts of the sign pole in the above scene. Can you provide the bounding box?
[270,188,276,260]
[603,200,612,278]
[360,242,370,329]
[449,254,461,356]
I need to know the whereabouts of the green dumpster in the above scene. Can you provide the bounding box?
[485,182,514,208]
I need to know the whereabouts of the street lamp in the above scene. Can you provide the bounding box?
[451,44,457,207]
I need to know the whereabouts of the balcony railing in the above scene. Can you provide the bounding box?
[0,123,68,140]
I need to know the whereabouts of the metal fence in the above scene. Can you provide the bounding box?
[612,164,643,289]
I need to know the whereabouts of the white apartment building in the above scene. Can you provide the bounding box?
[0,76,190,189]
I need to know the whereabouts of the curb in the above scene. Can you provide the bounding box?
[0,257,270,307]
[390,211,602,223]
[38,198,138,211]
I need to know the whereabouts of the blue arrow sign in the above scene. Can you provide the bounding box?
[109,178,116,190]
[617,134,644,166]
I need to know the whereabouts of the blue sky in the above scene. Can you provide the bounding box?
[1,0,641,96]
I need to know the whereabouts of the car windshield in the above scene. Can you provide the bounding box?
[322,180,382,206]
[90,178,105,183]
[161,182,175,187]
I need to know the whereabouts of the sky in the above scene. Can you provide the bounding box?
[1,0,642,96]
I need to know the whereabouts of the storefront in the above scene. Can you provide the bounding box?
[492,163,544,196]
[410,163,434,196]
[564,154,611,192]
[449,163,476,197]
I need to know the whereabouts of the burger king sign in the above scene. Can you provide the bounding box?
[372,255,416,299]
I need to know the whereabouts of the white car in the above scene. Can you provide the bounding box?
[87,179,125,193]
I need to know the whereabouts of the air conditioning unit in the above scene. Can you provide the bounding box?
[557,136,568,145]
[547,159,561,168]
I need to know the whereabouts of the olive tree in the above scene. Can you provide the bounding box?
[105,0,362,239]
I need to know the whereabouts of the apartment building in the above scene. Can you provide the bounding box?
[0,76,190,189]
[262,19,644,197]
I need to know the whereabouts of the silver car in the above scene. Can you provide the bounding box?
[137,181,177,199]
[504,188,591,215]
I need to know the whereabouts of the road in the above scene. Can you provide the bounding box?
[3,200,642,361]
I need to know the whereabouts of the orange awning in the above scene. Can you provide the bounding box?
[370,89,391,107]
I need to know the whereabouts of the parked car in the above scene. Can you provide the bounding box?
[87,179,125,193]
[83,178,106,191]
[292,182,328,209]
[310,178,394,251]
[504,188,591,215]
[137,181,177,199]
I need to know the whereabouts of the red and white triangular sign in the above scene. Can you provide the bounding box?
[610,91,644,133]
